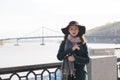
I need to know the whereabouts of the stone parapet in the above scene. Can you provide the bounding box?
[89,48,115,56]
[87,55,117,80]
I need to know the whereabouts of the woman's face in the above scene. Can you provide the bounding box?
[68,26,79,37]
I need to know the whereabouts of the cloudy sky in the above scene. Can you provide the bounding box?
[0,0,120,38]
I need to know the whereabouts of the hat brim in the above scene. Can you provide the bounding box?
[61,25,86,36]
[61,26,69,34]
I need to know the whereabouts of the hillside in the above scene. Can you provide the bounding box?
[85,21,120,43]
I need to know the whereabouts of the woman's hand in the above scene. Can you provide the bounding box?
[68,55,75,62]
[72,45,80,51]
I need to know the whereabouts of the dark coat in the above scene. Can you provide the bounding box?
[57,41,90,80]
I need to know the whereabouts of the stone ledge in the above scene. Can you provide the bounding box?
[89,48,115,56]
[87,55,117,80]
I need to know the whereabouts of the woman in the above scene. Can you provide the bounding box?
[57,21,90,80]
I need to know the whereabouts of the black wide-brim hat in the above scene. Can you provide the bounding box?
[61,21,86,36]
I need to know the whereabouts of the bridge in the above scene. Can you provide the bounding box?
[0,27,120,46]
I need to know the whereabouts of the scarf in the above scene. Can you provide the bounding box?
[61,35,81,80]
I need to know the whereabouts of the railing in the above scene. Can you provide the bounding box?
[0,60,120,80]
[0,48,120,80]
[116,48,120,80]
[0,62,62,80]
[117,58,120,80]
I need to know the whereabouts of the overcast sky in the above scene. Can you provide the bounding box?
[0,0,120,38]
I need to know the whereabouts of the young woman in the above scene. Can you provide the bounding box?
[57,21,90,80]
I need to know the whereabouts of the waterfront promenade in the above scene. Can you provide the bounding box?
[0,38,120,80]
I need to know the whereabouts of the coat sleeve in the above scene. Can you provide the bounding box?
[57,41,73,61]
[74,43,90,64]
